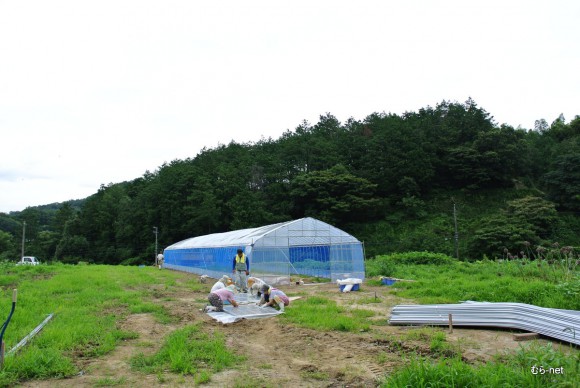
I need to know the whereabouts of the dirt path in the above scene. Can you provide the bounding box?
[18,274,554,387]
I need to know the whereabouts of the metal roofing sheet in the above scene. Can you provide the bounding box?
[389,302,580,346]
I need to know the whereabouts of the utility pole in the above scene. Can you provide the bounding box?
[452,199,459,260]
[21,222,26,260]
[153,226,158,265]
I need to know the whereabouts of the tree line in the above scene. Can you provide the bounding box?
[1,99,579,263]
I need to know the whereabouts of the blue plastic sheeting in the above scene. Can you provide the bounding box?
[164,243,364,281]
[164,246,240,280]
[164,218,365,282]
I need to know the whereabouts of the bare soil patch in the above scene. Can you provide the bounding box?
[19,273,556,387]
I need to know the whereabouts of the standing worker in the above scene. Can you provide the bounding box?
[232,248,249,293]
[156,251,164,269]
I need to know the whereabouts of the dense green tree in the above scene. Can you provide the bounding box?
[505,196,559,237]
[290,164,380,224]
[534,118,549,133]
[472,125,528,186]
[55,217,89,264]
[395,177,427,218]
[51,202,76,235]
[469,215,538,259]
[543,154,580,211]
[359,112,435,194]
[184,178,223,235]
[466,196,559,258]
[77,183,131,263]
[0,213,21,234]
[0,230,16,260]
[443,146,493,189]
[34,231,59,261]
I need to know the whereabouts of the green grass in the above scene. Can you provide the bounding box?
[232,373,274,388]
[0,263,191,386]
[128,301,174,324]
[130,324,241,382]
[94,376,128,386]
[281,296,374,332]
[365,256,580,386]
[356,296,382,304]
[368,257,580,309]
[383,343,579,388]
[1,260,578,387]
[401,327,446,343]
[301,370,329,380]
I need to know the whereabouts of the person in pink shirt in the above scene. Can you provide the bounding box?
[204,285,239,312]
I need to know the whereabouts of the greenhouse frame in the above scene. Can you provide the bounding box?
[163,217,365,283]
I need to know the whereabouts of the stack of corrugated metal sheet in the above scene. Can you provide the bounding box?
[389,302,580,346]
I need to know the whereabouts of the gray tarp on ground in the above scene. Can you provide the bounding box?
[206,292,282,324]
[207,304,282,324]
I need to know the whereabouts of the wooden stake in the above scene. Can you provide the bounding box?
[513,333,540,341]
[448,313,453,333]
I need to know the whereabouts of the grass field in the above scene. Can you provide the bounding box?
[0,259,578,387]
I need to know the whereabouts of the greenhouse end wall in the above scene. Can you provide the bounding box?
[249,242,364,281]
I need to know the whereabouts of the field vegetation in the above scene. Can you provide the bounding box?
[0,260,578,387]
[366,251,580,309]
[0,263,203,386]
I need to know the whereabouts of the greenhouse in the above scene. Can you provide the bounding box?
[163,217,365,283]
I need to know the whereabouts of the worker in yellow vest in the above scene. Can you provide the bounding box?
[232,248,249,293]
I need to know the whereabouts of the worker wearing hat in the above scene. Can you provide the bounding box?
[204,285,239,312]
[232,248,249,293]
[257,284,290,312]
[210,275,233,293]
[247,276,266,297]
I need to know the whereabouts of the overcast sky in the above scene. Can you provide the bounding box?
[1,1,578,213]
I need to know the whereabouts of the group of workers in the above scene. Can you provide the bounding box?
[203,249,290,313]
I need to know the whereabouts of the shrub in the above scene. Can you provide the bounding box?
[366,252,455,277]
[366,257,396,277]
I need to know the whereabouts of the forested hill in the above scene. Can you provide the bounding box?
[1,99,579,264]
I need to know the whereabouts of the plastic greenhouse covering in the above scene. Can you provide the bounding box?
[163,217,365,282]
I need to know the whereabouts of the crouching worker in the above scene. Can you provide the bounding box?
[247,276,266,297]
[257,285,290,312]
[211,275,233,293]
[205,285,239,312]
